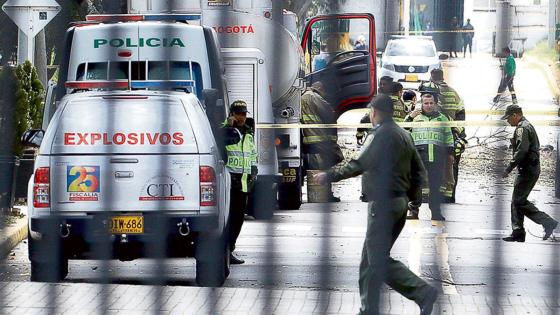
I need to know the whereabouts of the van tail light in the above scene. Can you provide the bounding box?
[33,167,50,208]
[200,166,216,207]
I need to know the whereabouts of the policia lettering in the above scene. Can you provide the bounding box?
[224,131,257,193]
[93,37,186,49]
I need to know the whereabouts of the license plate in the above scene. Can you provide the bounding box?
[405,74,418,82]
[109,216,144,234]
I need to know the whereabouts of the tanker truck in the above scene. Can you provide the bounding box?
[127,0,377,213]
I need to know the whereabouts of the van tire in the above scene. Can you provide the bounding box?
[195,232,229,287]
[30,258,68,282]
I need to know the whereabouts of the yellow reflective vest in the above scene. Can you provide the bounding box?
[222,122,258,193]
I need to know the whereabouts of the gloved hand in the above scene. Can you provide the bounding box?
[454,138,467,156]
[356,131,366,145]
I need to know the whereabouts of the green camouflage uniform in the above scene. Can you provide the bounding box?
[326,118,432,313]
[506,117,557,232]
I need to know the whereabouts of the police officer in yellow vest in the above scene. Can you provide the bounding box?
[301,82,344,201]
[420,69,467,203]
[222,100,258,264]
[406,92,454,221]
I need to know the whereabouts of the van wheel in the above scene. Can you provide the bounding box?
[30,258,68,282]
[195,232,229,287]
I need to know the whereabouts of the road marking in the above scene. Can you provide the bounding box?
[275,224,312,232]
[435,232,459,295]
[407,220,422,276]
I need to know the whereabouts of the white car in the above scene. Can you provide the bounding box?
[22,89,231,287]
[379,36,443,89]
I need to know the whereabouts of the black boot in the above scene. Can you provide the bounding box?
[543,221,558,240]
[230,252,245,264]
[503,229,526,242]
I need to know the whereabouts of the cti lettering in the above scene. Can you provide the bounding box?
[93,37,185,48]
[212,25,255,34]
[64,132,185,146]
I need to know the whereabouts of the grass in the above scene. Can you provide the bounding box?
[525,40,559,65]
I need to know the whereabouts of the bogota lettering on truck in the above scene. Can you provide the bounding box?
[67,166,100,201]
[93,38,186,48]
[64,132,185,146]
[212,25,255,34]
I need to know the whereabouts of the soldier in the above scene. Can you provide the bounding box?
[406,92,454,221]
[501,105,558,242]
[422,69,467,203]
[315,94,438,315]
[301,81,344,202]
[222,100,258,264]
[389,82,408,122]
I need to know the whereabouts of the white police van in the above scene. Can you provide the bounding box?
[23,16,233,287]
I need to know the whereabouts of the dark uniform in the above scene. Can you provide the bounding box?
[326,95,437,315]
[222,101,258,263]
[501,105,558,242]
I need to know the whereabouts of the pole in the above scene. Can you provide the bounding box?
[549,0,556,48]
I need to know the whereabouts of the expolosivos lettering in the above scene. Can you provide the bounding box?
[64,132,185,146]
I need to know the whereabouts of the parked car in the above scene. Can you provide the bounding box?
[22,89,231,287]
[379,36,444,89]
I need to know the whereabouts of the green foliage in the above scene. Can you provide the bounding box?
[13,61,44,156]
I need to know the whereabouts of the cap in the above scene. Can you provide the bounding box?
[230,100,248,113]
[500,104,523,120]
[368,94,394,114]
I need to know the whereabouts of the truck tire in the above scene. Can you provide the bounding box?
[278,181,302,210]
[195,231,229,287]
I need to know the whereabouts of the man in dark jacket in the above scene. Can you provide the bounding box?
[501,105,558,242]
[315,95,438,315]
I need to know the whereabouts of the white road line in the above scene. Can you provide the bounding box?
[407,220,422,276]
[435,232,459,295]
[275,224,312,232]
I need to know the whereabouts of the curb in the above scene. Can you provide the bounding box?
[524,56,560,104]
[0,216,28,258]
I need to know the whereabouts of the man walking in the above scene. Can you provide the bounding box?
[501,105,558,242]
[301,81,344,202]
[222,100,258,264]
[315,95,438,315]
[493,47,517,105]
[406,93,454,220]
[462,19,474,58]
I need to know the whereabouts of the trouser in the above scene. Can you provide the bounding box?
[229,187,248,252]
[511,170,557,231]
[426,161,445,217]
[463,40,472,56]
[496,75,516,101]
[359,197,432,314]
[452,154,461,200]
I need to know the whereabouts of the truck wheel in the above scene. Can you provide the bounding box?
[195,232,229,287]
[556,136,560,198]
[278,182,302,210]
[30,258,68,282]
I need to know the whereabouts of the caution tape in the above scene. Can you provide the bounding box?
[351,108,560,116]
[256,119,560,129]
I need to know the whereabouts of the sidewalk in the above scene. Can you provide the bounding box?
[0,281,558,314]
[0,206,27,259]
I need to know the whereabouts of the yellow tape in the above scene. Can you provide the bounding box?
[352,108,560,116]
[256,120,560,129]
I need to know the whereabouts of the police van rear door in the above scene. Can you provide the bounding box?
[49,94,202,213]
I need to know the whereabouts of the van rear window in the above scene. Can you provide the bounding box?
[76,61,203,96]
[51,97,199,155]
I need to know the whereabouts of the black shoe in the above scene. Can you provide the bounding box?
[502,230,526,242]
[431,214,446,221]
[329,196,341,202]
[420,286,438,315]
[230,253,245,265]
[543,221,558,240]
[492,96,499,104]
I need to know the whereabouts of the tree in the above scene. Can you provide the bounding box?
[13,61,44,156]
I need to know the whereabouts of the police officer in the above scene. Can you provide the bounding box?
[315,94,438,315]
[421,69,467,203]
[390,82,408,122]
[406,93,454,221]
[501,105,558,242]
[301,81,344,201]
[222,100,258,264]
[356,76,394,145]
